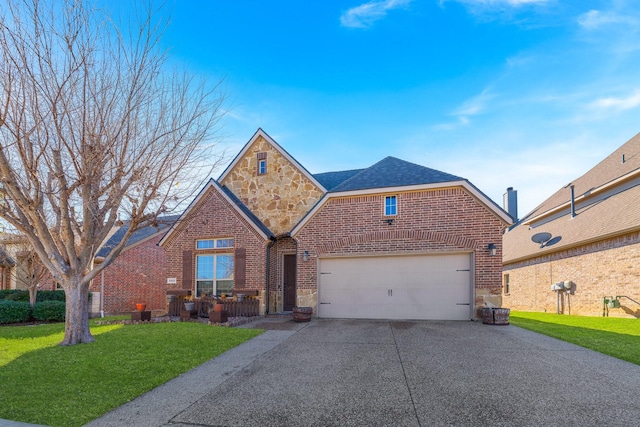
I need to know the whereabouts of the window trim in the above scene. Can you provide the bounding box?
[503,273,510,295]
[258,159,267,175]
[196,238,234,250]
[384,195,398,216]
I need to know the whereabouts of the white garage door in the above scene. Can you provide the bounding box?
[318,253,473,321]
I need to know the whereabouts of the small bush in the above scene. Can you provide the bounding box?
[0,290,29,302]
[0,300,32,324]
[32,301,66,322]
[36,290,66,302]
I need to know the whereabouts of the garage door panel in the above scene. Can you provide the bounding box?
[318,254,472,321]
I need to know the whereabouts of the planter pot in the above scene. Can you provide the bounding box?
[184,302,195,311]
[482,307,510,325]
[236,294,245,302]
[213,303,225,313]
[481,307,495,325]
[293,306,312,322]
[135,303,146,311]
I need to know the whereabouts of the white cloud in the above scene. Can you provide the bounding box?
[589,90,640,111]
[340,0,413,29]
[453,88,495,116]
[446,0,548,7]
[578,9,630,30]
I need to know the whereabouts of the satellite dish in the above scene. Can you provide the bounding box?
[531,232,552,248]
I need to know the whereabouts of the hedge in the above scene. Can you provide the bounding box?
[0,300,32,324]
[0,290,29,302]
[32,301,66,322]
[0,290,66,302]
[37,290,66,302]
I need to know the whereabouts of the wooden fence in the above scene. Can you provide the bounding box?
[168,295,259,318]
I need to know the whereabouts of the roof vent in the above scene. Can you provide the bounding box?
[622,154,626,163]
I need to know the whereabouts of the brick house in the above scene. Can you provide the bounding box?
[503,132,640,318]
[159,129,512,320]
[89,217,177,314]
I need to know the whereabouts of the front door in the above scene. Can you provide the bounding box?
[283,254,297,311]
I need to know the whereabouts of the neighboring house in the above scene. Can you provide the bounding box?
[503,132,640,318]
[160,129,511,320]
[0,247,15,290]
[89,216,178,314]
[0,234,56,292]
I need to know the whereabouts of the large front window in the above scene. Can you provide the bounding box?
[196,254,234,297]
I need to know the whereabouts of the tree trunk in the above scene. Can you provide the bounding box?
[61,279,95,345]
[28,286,37,308]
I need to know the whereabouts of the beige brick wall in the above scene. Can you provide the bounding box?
[221,135,324,235]
[503,231,640,318]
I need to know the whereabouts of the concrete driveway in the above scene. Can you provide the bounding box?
[87,319,640,427]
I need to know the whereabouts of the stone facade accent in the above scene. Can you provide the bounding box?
[503,231,640,318]
[221,135,324,235]
[294,187,506,316]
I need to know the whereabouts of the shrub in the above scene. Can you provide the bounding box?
[32,301,66,322]
[36,290,66,302]
[0,300,32,324]
[0,290,29,302]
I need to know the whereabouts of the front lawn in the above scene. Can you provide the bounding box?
[510,311,640,365]
[0,318,262,426]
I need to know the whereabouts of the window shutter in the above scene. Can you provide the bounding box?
[182,250,193,289]
[235,248,246,288]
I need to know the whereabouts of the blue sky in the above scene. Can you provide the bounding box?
[156,0,640,217]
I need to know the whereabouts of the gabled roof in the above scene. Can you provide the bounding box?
[158,179,274,247]
[504,132,640,263]
[97,215,179,258]
[292,157,512,236]
[328,156,463,192]
[218,128,327,192]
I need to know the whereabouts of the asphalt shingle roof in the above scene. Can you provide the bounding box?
[504,132,640,263]
[313,169,365,191]
[327,156,464,193]
[97,216,179,258]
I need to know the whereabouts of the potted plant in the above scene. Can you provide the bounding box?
[183,295,195,311]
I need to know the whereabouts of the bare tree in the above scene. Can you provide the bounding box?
[0,0,226,344]
[0,234,50,307]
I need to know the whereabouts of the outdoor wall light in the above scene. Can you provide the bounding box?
[302,251,309,262]
[488,243,497,256]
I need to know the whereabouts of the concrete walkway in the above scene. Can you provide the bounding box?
[85,318,640,427]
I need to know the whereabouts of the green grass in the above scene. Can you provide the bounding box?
[0,318,262,426]
[510,311,640,365]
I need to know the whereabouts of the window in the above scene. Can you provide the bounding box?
[257,152,267,175]
[196,254,234,297]
[503,274,510,294]
[384,195,397,216]
[258,159,267,175]
[196,238,234,250]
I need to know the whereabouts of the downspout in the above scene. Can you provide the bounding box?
[100,269,105,318]
[265,238,276,314]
